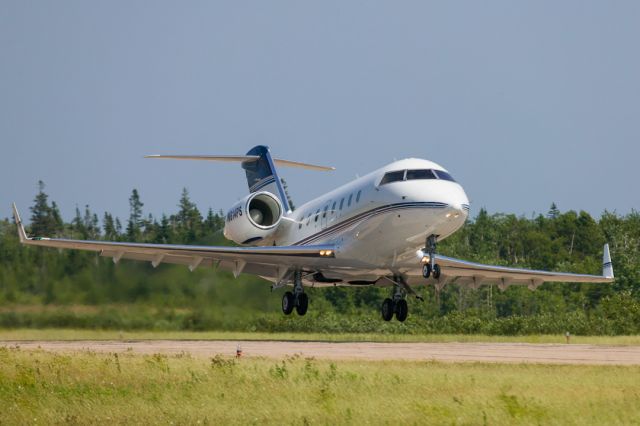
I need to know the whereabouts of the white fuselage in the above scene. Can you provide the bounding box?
[269,158,470,281]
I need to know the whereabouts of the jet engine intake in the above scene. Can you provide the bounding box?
[223,191,283,245]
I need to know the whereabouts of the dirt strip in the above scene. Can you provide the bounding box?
[3,340,640,365]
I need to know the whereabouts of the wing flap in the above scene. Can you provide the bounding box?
[99,250,216,268]
[99,249,289,278]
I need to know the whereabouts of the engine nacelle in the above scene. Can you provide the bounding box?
[223,191,284,245]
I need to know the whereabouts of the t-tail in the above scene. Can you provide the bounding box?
[242,146,291,212]
[145,145,334,213]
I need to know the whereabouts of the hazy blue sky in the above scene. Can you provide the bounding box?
[1,1,639,224]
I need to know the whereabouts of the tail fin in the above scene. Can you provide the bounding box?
[242,146,291,212]
[602,243,614,279]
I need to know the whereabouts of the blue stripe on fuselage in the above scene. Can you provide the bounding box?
[293,201,447,246]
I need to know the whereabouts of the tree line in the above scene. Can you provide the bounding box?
[0,182,639,334]
[29,181,226,245]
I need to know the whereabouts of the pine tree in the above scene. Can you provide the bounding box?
[157,214,171,244]
[548,202,560,219]
[83,205,99,239]
[50,201,63,233]
[176,188,201,242]
[126,189,144,241]
[103,212,118,240]
[30,180,55,236]
[72,205,86,238]
[204,208,224,234]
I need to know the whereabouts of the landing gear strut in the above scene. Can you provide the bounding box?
[381,281,408,322]
[422,234,441,279]
[281,270,308,316]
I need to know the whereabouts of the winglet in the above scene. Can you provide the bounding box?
[602,243,614,279]
[12,203,28,244]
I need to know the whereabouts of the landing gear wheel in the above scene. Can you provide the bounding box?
[422,263,432,279]
[282,291,294,315]
[433,264,441,279]
[295,293,309,316]
[381,298,394,321]
[395,299,408,322]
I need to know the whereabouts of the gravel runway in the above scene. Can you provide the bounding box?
[3,340,640,365]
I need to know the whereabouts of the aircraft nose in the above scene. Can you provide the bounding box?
[445,189,470,218]
[445,205,467,220]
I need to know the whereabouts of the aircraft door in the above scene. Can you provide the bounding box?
[320,204,329,229]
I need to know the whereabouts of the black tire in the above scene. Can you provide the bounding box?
[295,293,309,316]
[381,298,394,321]
[395,299,408,322]
[422,263,431,279]
[282,291,294,315]
[433,264,441,279]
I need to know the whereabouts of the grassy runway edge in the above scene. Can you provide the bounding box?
[1,346,639,425]
[2,328,640,345]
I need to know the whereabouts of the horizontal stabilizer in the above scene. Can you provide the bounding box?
[145,154,335,171]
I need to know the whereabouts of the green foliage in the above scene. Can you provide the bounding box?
[1,182,639,334]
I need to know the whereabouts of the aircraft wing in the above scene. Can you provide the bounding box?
[12,204,335,280]
[405,246,614,289]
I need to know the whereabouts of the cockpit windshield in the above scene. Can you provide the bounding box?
[434,170,455,182]
[380,169,456,185]
[406,169,437,180]
[379,170,405,185]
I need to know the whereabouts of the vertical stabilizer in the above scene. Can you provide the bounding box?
[242,146,291,212]
[602,243,614,279]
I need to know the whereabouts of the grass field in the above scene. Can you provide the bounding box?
[1,346,639,425]
[2,328,640,345]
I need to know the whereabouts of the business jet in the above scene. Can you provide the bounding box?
[12,145,614,322]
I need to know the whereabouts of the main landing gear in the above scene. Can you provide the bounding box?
[381,282,409,322]
[282,270,309,316]
[422,234,441,279]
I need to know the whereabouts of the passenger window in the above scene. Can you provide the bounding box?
[356,190,362,203]
[306,213,312,226]
[406,169,437,180]
[380,170,405,185]
[322,205,329,218]
[348,194,353,207]
[339,198,345,210]
[435,170,456,182]
[331,201,336,213]
[314,209,320,222]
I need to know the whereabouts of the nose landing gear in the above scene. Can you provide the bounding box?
[422,234,441,279]
[422,263,441,279]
